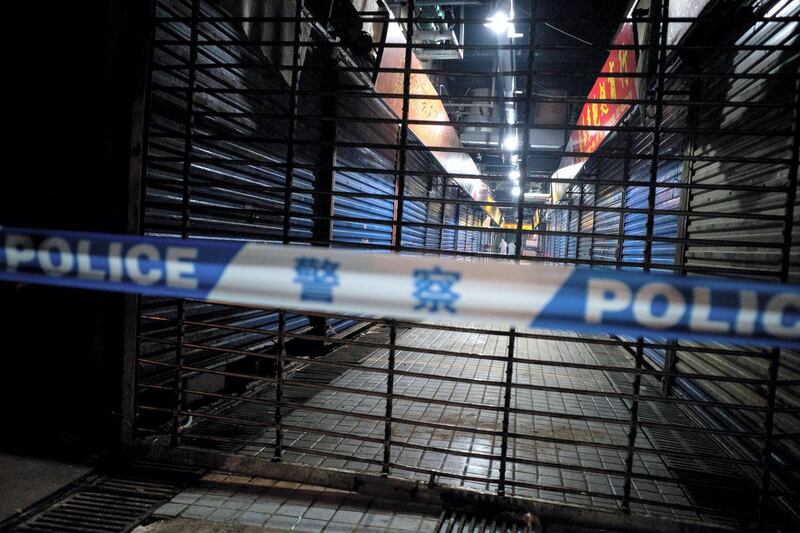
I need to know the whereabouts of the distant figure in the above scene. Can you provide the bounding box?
[508,241,516,256]
[499,238,508,255]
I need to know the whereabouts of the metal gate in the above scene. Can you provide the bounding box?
[126,0,800,530]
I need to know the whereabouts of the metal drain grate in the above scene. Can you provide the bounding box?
[8,462,201,533]
[435,509,532,533]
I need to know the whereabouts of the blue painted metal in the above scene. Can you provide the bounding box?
[332,171,395,247]
[441,184,458,251]
[401,175,430,250]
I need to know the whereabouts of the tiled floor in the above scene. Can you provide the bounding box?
[150,472,440,532]
[184,325,700,524]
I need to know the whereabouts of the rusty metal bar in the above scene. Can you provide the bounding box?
[383,320,397,476]
[274,310,286,461]
[622,0,669,512]
[169,0,199,447]
[497,327,516,495]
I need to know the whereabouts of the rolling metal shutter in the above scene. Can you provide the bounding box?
[332,170,394,247]
[564,192,579,259]
[592,182,624,267]
[401,174,430,250]
[577,184,596,263]
[424,178,445,251]
[547,204,569,262]
[675,0,800,513]
[140,0,316,392]
[440,183,459,251]
[456,198,468,251]
[620,98,687,273]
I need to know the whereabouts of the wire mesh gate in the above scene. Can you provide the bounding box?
[128,0,800,529]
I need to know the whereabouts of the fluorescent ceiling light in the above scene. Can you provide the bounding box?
[511,185,521,196]
[508,169,520,180]
[552,161,585,181]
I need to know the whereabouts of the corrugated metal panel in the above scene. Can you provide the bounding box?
[141,0,316,404]
[141,0,462,408]
[472,209,483,253]
[330,94,397,248]
[146,0,315,241]
[621,89,688,371]
[440,182,459,251]
[457,200,468,251]
[592,182,624,267]
[566,192,579,259]
[577,184,596,262]
[424,178,445,251]
[402,175,430,249]
[464,209,475,253]
[332,171,394,247]
[547,205,569,261]
[478,213,489,253]
[621,97,687,273]
[555,200,567,258]
[676,0,800,506]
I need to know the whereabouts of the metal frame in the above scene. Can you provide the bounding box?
[129,0,800,530]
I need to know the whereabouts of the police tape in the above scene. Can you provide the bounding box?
[1,226,799,349]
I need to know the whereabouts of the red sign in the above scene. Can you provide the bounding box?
[567,23,638,159]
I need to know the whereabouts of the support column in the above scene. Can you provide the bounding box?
[310,49,339,356]
[120,0,156,453]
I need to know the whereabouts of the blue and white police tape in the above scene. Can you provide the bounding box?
[1,226,799,349]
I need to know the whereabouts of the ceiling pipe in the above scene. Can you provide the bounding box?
[485,0,521,172]
[388,1,481,6]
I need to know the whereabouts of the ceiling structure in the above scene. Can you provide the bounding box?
[408,0,631,210]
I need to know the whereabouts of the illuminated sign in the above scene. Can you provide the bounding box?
[550,23,638,204]
[567,22,638,160]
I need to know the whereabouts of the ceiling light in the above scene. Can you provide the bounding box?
[508,169,520,180]
[484,12,512,35]
[502,134,519,151]
[512,185,521,197]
